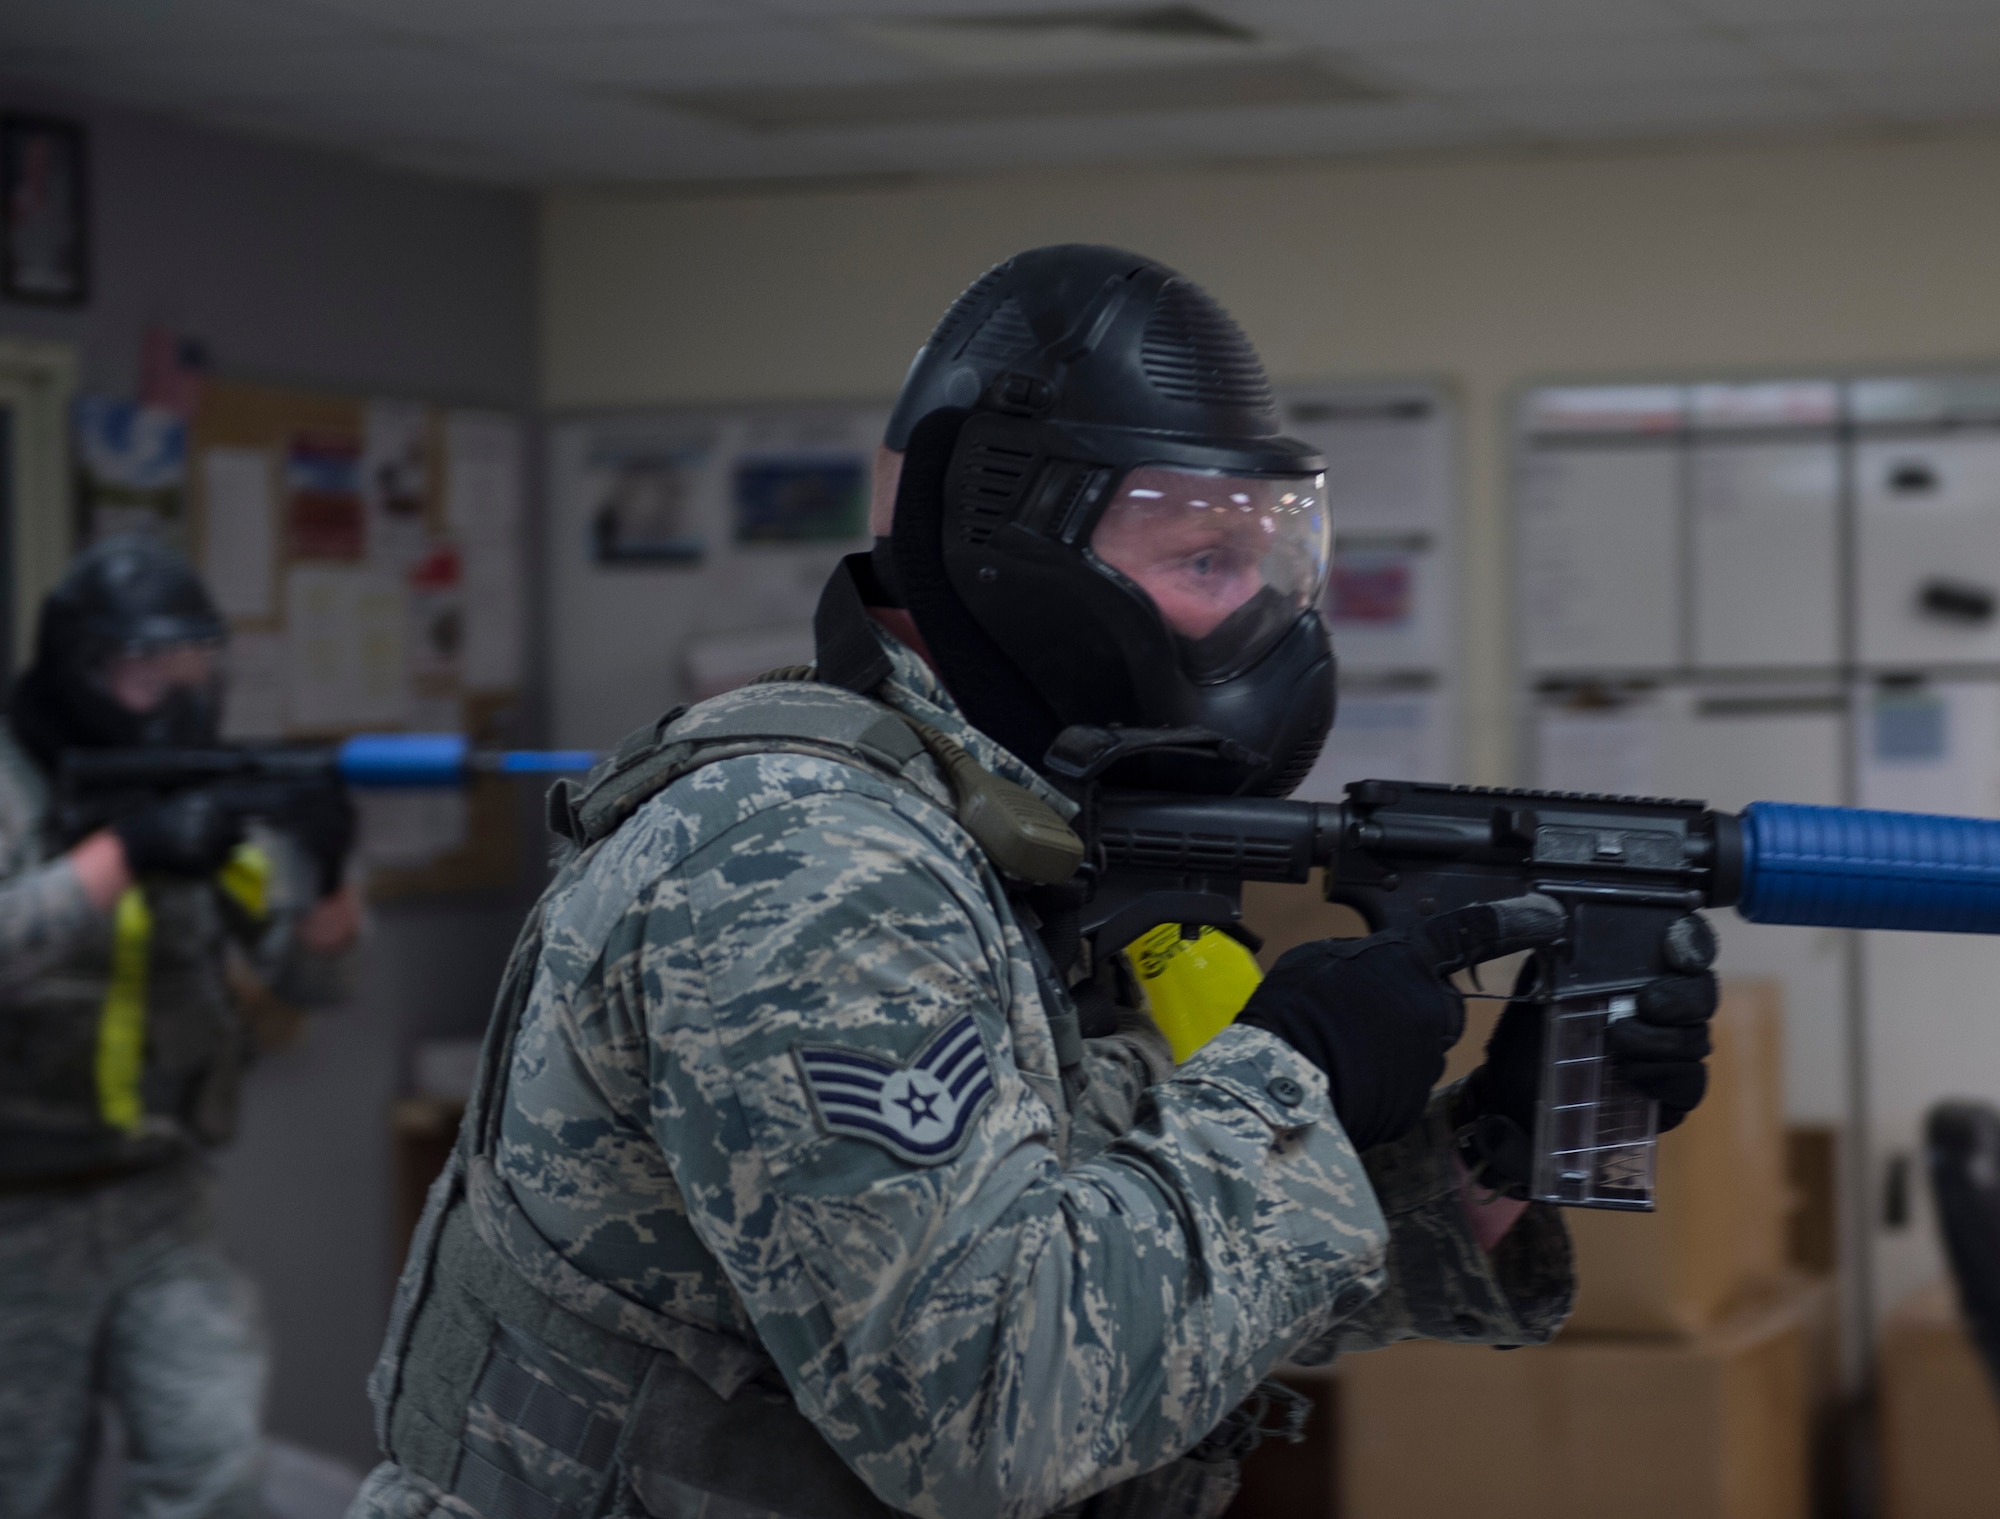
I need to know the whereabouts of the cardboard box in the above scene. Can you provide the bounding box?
[1785,1125,1839,1277]
[1561,979,1790,1336]
[1880,1282,2000,1519]
[1335,1278,1825,1519]
[1230,1368,1340,1519]
[1231,1277,1842,1519]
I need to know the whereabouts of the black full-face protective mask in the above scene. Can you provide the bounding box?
[880,244,1336,797]
[11,534,227,770]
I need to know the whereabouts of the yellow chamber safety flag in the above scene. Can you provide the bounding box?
[1125,922,1264,1063]
[94,843,273,1136]
[217,842,272,923]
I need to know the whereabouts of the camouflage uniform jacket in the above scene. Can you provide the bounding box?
[0,721,352,1179]
[361,561,1573,1519]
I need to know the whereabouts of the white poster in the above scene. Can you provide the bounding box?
[1283,387,1455,675]
[445,412,525,692]
[1535,697,1662,798]
[219,629,287,740]
[1856,679,2000,818]
[363,400,432,570]
[201,447,277,619]
[1292,682,1454,804]
[284,565,411,731]
[1518,445,1682,674]
[356,790,469,870]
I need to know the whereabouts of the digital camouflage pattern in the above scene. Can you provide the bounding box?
[0,717,351,1518]
[0,1159,268,1519]
[355,615,1574,1519]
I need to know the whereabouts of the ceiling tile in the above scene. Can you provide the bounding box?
[786,111,1217,174]
[1362,30,1768,92]
[751,0,1130,18]
[35,37,543,107]
[1745,18,2000,74]
[1163,95,1522,155]
[1476,78,1857,138]
[1216,0,1693,50]
[466,21,920,92]
[0,0,358,52]
[1814,68,2000,123]
[296,0,744,35]
[1674,0,1997,23]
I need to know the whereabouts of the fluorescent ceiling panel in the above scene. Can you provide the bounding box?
[653,54,1394,131]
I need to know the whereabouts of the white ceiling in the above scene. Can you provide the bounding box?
[4,0,2000,187]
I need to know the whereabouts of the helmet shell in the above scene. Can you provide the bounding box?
[18,534,227,753]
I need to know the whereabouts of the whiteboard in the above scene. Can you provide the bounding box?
[1518,444,1682,674]
[1531,682,1851,1124]
[1282,386,1456,674]
[1855,432,2000,667]
[1293,678,1455,804]
[1854,676,2000,1324]
[1689,440,1841,669]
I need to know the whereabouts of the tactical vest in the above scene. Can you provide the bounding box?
[369,679,1258,1519]
[0,726,256,1181]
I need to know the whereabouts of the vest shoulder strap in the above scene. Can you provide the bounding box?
[546,681,929,851]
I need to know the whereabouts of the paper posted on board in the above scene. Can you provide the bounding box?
[285,566,411,731]
[445,413,524,692]
[201,448,277,620]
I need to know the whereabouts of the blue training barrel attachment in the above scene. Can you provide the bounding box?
[1738,801,2000,934]
[334,734,599,788]
[337,733,470,786]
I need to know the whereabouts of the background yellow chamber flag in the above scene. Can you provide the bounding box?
[1125,923,1264,1063]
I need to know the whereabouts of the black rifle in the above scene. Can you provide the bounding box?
[53,745,350,849]
[1050,725,2000,1211]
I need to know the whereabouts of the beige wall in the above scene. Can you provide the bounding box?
[542,129,2000,781]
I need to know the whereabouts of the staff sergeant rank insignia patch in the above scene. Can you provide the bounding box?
[796,1013,996,1165]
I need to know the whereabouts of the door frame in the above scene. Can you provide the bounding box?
[0,336,78,670]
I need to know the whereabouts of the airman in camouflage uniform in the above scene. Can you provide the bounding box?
[0,537,359,1519]
[353,565,1575,1519]
[355,245,1717,1519]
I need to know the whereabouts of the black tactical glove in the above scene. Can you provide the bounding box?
[1461,912,1721,1190]
[287,780,358,898]
[113,790,244,879]
[1236,894,1567,1152]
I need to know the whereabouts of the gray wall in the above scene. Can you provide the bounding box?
[0,87,539,1469]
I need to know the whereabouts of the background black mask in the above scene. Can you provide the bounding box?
[11,534,227,771]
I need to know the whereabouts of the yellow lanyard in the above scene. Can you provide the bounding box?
[92,843,271,1134]
[95,887,152,1135]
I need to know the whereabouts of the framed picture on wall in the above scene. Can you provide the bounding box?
[2,115,88,307]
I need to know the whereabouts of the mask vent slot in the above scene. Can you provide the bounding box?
[928,263,1010,352]
[1140,280,1274,410]
[960,296,1037,365]
[956,440,1039,544]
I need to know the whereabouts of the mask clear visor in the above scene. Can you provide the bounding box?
[1089,465,1329,682]
[90,639,223,717]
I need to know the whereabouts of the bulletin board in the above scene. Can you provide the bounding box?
[545,401,889,749]
[183,380,528,900]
